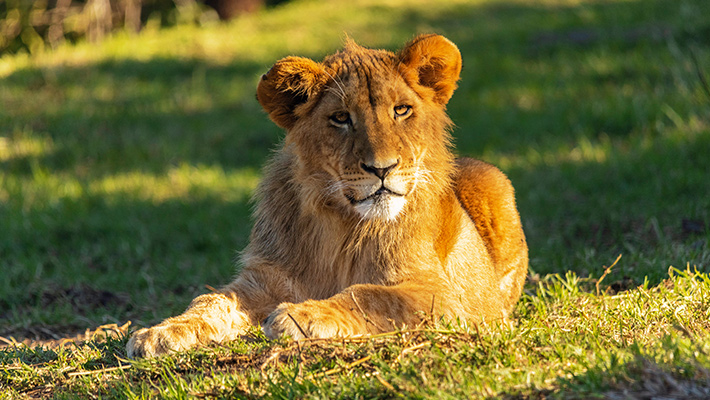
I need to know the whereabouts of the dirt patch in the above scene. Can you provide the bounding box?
[37,283,130,314]
[0,322,131,350]
[1,283,131,345]
[603,356,710,399]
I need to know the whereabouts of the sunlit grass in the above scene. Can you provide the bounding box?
[2,165,258,208]
[94,165,259,204]
[3,268,710,398]
[0,134,54,163]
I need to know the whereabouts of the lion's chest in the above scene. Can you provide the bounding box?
[298,232,406,300]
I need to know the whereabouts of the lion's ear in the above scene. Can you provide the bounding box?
[398,34,462,105]
[257,56,327,130]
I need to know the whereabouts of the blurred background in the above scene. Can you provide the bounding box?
[1,0,288,54]
[1,0,709,343]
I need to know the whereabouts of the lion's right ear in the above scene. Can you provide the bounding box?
[256,56,327,130]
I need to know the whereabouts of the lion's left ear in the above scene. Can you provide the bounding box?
[257,56,327,130]
[397,34,462,105]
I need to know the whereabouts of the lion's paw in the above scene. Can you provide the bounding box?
[126,324,199,359]
[262,302,350,340]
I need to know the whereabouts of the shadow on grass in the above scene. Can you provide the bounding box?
[1,58,277,176]
[0,0,709,343]
[0,192,254,342]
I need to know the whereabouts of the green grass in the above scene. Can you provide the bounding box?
[1,0,709,397]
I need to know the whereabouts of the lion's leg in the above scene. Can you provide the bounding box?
[127,267,296,358]
[454,158,528,312]
[126,291,249,358]
[262,282,462,340]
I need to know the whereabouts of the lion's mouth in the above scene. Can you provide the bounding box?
[344,184,408,221]
[346,186,404,205]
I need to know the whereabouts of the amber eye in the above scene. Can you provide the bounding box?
[329,111,351,126]
[394,105,412,118]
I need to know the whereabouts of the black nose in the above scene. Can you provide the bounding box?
[361,160,399,179]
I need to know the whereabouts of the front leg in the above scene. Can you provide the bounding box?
[126,291,251,358]
[127,268,295,358]
[263,282,454,340]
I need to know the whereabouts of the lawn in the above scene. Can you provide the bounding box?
[1,0,710,397]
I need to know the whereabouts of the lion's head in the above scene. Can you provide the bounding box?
[256,34,462,222]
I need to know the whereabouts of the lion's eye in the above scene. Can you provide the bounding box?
[394,105,412,119]
[329,111,351,126]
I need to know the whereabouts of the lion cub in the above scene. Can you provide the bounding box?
[127,34,528,358]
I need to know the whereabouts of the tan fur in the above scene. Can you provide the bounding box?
[126,34,528,358]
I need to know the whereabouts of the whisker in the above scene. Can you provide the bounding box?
[322,68,347,104]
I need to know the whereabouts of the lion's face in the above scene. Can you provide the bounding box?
[297,66,430,221]
[257,35,462,222]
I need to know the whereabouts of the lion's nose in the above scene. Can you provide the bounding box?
[360,159,399,179]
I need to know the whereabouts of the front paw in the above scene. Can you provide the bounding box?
[262,301,352,340]
[126,324,198,358]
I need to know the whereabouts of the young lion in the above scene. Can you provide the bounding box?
[127,34,528,358]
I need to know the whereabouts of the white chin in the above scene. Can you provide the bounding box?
[353,196,406,221]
